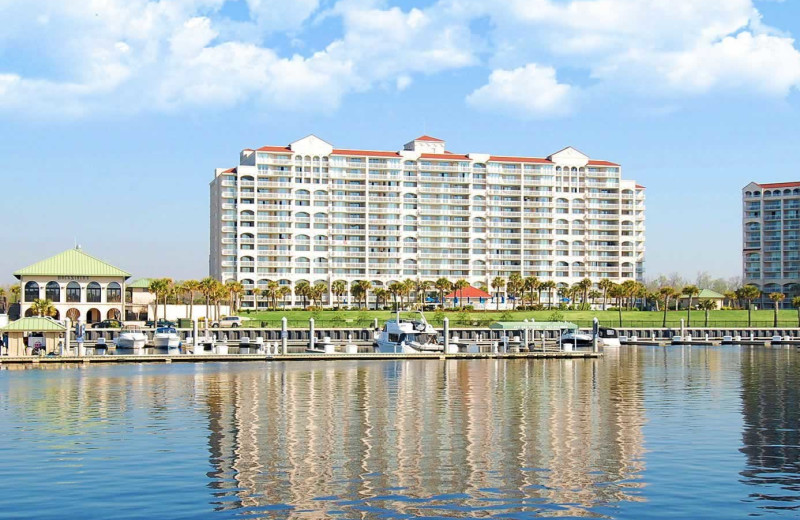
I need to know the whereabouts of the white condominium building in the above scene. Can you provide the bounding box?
[742,182,800,304]
[210,135,646,309]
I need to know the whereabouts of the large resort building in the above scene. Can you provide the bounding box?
[210,135,646,308]
[742,182,800,304]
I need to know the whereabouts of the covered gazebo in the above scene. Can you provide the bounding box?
[1,317,67,356]
[445,286,492,307]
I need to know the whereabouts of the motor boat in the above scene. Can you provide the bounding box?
[561,326,621,349]
[373,311,441,354]
[153,326,181,355]
[114,326,147,355]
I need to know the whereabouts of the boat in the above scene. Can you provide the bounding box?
[373,311,441,354]
[153,326,181,354]
[561,326,621,349]
[114,326,147,355]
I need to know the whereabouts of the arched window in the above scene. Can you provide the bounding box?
[107,282,121,303]
[66,282,81,303]
[46,281,61,302]
[24,281,39,302]
[87,282,102,303]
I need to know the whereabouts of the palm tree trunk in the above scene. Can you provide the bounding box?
[774,302,779,328]
[662,298,668,328]
[687,297,691,326]
[748,301,752,327]
[705,309,709,327]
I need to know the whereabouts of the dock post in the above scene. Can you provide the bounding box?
[593,317,599,353]
[443,317,449,353]
[192,319,198,353]
[680,318,685,340]
[373,318,378,330]
[523,319,529,351]
[309,318,315,351]
[281,317,288,355]
[65,318,72,357]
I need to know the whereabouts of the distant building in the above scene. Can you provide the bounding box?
[13,247,131,324]
[210,135,646,309]
[742,182,800,305]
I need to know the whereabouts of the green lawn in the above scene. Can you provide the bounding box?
[238,308,800,329]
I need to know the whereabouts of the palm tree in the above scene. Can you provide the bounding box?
[598,278,614,311]
[374,288,388,310]
[454,278,470,309]
[541,280,556,309]
[491,276,505,311]
[577,278,592,308]
[182,280,200,319]
[793,296,800,327]
[737,285,761,327]
[30,298,56,317]
[434,277,452,309]
[351,280,371,309]
[682,285,700,326]
[10,285,20,304]
[588,290,602,307]
[724,290,737,309]
[417,280,433,308]
[388,281,403,310]
[769,292,785,328]
[295,280,310,309]
[213,282,227,321]
[0,287,6,313]
[506,274,522,310]
[263,280,280,309]
[311,282,327,308]
[199,277,217,321]
[332,280,347,309]
[523,276,539,309]
[621,280,639,310]
[225,280,244,314]
[148,278,172,323]
[609,285,624,326]
[659,286,677,327]
[278,286,291,308]
[401,279,416,309]
[698,299,716,327]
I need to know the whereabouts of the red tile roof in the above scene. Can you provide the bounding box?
[489,155,552,164]
[635,184,645,189]
[414,135,444,142]
[331,149,401,157]
[588,160,620,166]
[420,153,470,160]
[221,167,237,174]
[445,286,492,299]
[758,181,800,189]
[256,145,291,152]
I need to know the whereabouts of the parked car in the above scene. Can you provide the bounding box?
[91,319,123,329]
[145,319,176,328]
[212,316,243,328]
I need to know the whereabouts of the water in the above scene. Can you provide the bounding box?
[0,346,798,519]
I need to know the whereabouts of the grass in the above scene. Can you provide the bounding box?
[238,308,800,329]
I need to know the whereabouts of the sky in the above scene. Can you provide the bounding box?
[2,0,800,284]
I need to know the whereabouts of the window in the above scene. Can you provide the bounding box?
[107,282,121,303]
[67,282,82,303]
[24,281,39,302]
[46,281,61,302]
[87,282,102,303]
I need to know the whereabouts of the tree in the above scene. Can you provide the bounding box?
[737,285,761,327]
[724,290,737,309]
[10,285,20,304]
[295,280,310,309]
[793,296,800,327]
[417,280,433,309]
[351,280,371,309]
[491,276,505,311]
[523,276,539,309]
[184,280,200,319]
[454,278,470,309]
[148,278,173,322]
[541,280,556,309]
[699,299,716,327]
[278,286,291,308]
[374,288,388,309]
[588,290,602,306]
[225,280,244,314]
[199,277,217,321]
[506,274,522,310]
[598,279,614,311]
[609,285,625,327]
[0,287,6,313]
[682,285,700,326]
[331,280,347,309]
[576,278,592,308]
[769,292,785,328]
[402,279,416,308]
[388,281,403,310]
[659,286,677,327]
[434,277,452,309]
[30,298,56,317]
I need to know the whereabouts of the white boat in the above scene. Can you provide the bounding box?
[561,326,621,349]
[153,327,181,354]
[373,311,441,354]
[114,327,147,354]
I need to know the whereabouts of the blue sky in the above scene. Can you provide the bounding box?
[2,0,800,283]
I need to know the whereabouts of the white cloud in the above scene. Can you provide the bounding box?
[467,64,575,118]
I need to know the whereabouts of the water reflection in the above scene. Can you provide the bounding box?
[193,359,647,518]
[740,348,800,511]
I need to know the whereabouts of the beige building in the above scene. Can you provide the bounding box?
[742,181,800,305]
[210,135,646,309]
[14,247,131,324]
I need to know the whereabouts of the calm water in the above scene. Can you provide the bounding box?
[1,346,799,519]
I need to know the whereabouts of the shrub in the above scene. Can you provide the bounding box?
[548,310,565,322]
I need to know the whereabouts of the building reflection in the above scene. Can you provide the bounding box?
[739,348,800,509]
[198,356,647,518]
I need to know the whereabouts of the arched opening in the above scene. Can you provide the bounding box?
[107,282,121,303]
[107,308,121,320]
[24,281,39,302]
[87,308,101,324]
[87,281,102,303]
[66,308,80,321]
[45,281,60,302]
[66,282,81,303]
